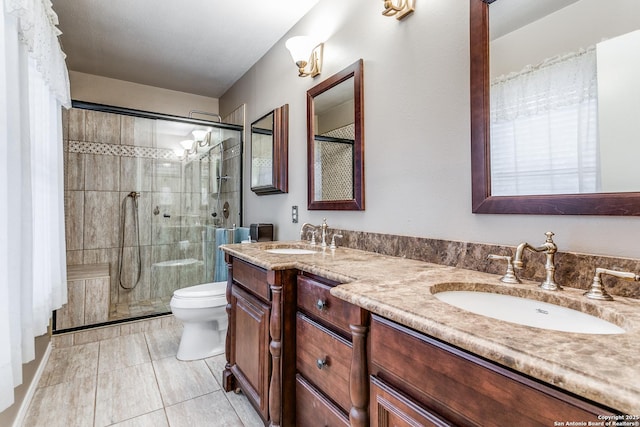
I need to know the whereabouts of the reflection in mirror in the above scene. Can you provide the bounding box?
[251,113,274,188]
[313,77,354,201]
[307,59,364,210]
[470,0,640,215]
[251,104,288,195]
[490,0,640,196]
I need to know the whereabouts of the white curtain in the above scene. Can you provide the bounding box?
[0,0,70,412]
[490,48,599,196]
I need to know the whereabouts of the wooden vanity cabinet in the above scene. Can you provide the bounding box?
[369,315,616,427]
[296,273,370,427]
[223,256,297,426]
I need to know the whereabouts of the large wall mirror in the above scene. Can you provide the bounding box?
[471,0,640,215]
[251,104,288,195]
[307,59,364,210]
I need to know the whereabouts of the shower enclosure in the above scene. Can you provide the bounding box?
[55,102,242,331]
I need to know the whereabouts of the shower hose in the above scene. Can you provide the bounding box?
[118,191,142,290]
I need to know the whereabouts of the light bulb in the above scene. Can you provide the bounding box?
[180,139,194,150]
[192,129,208,142]
[286,36,316,66]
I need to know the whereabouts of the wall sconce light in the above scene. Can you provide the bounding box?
[175,129,213,159]
[192,129,211,147]
[285,36,323,78]
[382,0,415,20]
[179,139,197,157]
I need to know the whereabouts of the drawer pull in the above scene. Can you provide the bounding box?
[316,358,328,370]
[316,299,327,311]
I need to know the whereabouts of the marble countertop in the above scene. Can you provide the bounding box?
[221,241,640,414]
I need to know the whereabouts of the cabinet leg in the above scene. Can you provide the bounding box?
[223,367,236,392]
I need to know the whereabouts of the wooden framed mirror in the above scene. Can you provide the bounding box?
[250,104,288,195]
[307,59,364,210]
[470,0,640,215]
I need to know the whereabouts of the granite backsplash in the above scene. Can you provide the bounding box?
[329,228,640,299]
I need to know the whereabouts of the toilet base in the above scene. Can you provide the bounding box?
[176,321,227,361]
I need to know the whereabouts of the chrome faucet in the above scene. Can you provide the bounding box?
[513,231,561,291]
[585,268,640,301]
[320,218,328,247]
[300,223,317,245]
[300,218,330,246]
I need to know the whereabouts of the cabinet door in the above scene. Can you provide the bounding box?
[231,285,271,421]
[371,376,452,427]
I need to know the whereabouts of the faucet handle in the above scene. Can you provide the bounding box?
[330,234,343,250]
[487,254,521,284]
[585,268,640,301]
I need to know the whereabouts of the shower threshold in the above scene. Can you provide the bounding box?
[109,296,173,321]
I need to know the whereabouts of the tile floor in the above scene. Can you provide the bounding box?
[23,326,263,427]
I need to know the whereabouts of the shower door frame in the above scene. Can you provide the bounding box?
[53,101,244,334]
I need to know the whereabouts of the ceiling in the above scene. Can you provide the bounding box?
[52,0,320,98]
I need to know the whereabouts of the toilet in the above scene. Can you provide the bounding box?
[170,281,228,361]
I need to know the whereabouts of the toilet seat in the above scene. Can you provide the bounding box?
[170,282,227,309]
[173,281,226,298]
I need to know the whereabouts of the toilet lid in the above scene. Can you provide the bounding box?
[173,281,227,298]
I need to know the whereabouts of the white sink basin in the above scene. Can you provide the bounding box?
[265,248,317,255]
[434,291,625,335]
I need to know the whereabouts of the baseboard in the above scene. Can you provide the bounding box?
[12,342,52,427]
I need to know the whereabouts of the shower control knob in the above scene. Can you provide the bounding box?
[212,212,217,217]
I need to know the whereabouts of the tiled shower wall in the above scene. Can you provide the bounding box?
[62,107,242,324]
[318,123,354,201]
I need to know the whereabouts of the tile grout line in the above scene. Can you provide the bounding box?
[206,356,250,427]
[145,330,173,424]
[93,339,102,427]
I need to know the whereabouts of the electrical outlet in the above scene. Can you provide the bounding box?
[292,205,298,223]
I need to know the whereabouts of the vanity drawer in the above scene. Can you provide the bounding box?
[296,374,349,427]
[231,258,270,302]
[371,316,612,427]
[296,313,352,412]
[297,275,361,337]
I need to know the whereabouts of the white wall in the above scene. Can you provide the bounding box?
[597,30,640,192]
[70,71,219,118]
[220,0,640,259]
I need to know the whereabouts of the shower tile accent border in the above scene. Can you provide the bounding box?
[331,228,640,299]
[52,314,181,348]
[68,140,178,160]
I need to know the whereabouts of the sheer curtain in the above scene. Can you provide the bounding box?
[1,0,70,412]
[490,48,599,196]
